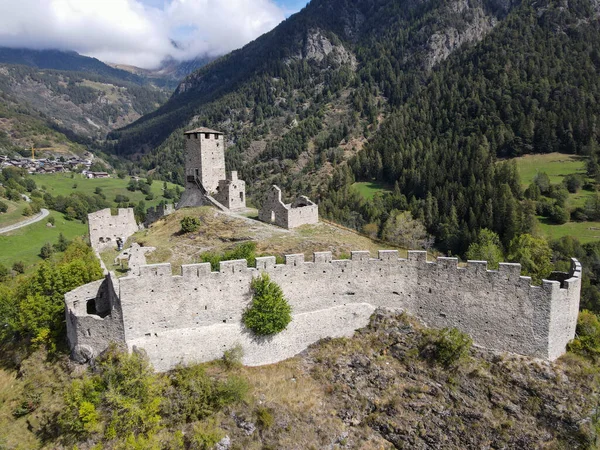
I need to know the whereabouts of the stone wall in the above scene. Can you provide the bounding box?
[65,273,125,363]
[66,250,581,372]
[145,203,174,227]
[214,171,246,210]
[88,208,138,252]
[258,185,318,229]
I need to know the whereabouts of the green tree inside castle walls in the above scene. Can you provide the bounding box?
[243,273,292,336]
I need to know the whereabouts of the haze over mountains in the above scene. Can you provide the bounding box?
[0,46,216,156]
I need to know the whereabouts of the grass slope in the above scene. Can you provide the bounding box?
[111,206,406,274]
[34,173,179,208]
[0,210,87,270]
[515,153,587,187]
[351,181,393,200]
[513,153,600,242]
[0,200,29,228]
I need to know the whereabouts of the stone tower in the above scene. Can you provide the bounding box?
[184,127,226,193]
[177,128,246,211]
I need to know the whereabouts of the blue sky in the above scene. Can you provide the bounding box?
[0,0,312,68]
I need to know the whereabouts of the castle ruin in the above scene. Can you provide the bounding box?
[259,185,319,229]
[65,251,581,372]
[88,208,138,252]
[177,128,246,211]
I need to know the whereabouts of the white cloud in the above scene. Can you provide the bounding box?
[0,0,288,68]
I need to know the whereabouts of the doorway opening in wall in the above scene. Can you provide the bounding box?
[271,211,275,223]
[86,299,110,318]
[240,192,244,202]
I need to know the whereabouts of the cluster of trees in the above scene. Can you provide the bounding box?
[0,239,103,348]
[321,0,600,256]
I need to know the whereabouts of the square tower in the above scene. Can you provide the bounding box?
[184,128,226,193]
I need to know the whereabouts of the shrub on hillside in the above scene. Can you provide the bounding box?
[40,242,54,260]
[0,200,7,213]
[243,273,292,336]
[567,310,600,362]
[12,261,25,274]
[180,216,200,233]
[420,327,472,368]
[200,241,257,271]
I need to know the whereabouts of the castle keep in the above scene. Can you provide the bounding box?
[65,251,581,372]
[177,128,246,211]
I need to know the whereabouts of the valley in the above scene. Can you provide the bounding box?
[0,0,600,448]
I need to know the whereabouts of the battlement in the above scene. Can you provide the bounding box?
[127,251,580,297]
[66,249,582,371]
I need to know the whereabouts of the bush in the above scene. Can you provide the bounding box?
[47,216,55,226]
[564,174,583,193]
[222,344,243,369]
[180,216,200,233]
[12,261,25,274]
[255,406,274,429]
[40,242,54,260]
[243,273,292,336]
[0,200,7,213]
[567,311,600,362]
[162,364,248,425]
[420,327,472,368]
[200,241,257,271]
[114,194,130,203]
[188,420,224,450]
[550,205,570,225]
[0,264,9,282]
[54,233,70,252]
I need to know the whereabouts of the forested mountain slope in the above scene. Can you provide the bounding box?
[110,0,516,154]
[110,0,599,256]
[325,0,600,254]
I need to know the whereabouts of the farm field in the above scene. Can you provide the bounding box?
[33,173,180,208]
[0,210,87,270]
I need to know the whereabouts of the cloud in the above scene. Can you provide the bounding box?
[0,0,290,68]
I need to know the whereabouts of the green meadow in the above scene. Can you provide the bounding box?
[34,173,179,208]
[352,181,393,200]
[0,210,87,270]
[515,152,587,186]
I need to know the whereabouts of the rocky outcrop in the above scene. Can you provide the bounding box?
[425,3,498,70]
[285,29,357,69]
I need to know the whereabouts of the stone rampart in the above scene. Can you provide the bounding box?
[66,250,581,371]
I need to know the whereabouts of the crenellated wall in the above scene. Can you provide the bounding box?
[65,251,582,372]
